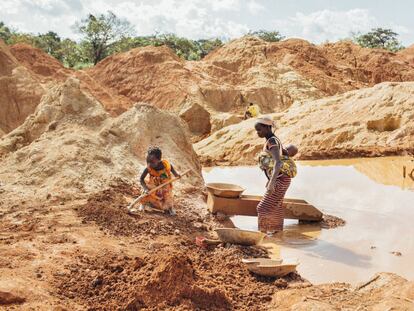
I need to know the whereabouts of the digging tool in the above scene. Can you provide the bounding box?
[127,169,191,212]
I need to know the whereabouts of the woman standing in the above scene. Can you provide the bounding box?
[255,117,291,235]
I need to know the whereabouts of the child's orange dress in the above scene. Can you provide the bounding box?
[140,160,174,210]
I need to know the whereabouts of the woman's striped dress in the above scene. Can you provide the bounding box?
[257,175,291,232]
[257,136,291,233]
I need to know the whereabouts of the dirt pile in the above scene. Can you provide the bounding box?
[10,43,72,82]
[263,39,414,95]
[77,181,208,239]
[0,39,45,136]
[87,38,322,121]
[84,37,414,137]
[270,272,414,310]
[0,77,202,200]
[399,44,414,65]
[55,242,304,310]
[9,43,131,117]
[196,82,414,165]
[87,45,198,112]
[7,37,414,137]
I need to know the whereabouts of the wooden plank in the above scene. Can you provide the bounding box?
[207,193,323,221]
[222,194,308,205]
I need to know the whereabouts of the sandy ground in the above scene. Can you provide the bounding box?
[1,181,414,310]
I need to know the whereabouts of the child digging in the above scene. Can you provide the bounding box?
[139,147,181,215]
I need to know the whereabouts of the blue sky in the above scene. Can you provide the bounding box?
[1,0,413,46]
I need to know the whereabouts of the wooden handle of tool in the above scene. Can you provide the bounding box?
[128,169,191,209]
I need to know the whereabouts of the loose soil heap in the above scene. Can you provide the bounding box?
[54,240,304,310]
[399,44,414,65]
[270,272,414,310]
[0,77,202,201]
[196,82,414,165]
[0,40,45,136]
[10,43,72,83]
[6,37,414,137]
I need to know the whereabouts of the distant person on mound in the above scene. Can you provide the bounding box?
[255,116,297,236]
[244,103,260,119]
[139,146,181,215]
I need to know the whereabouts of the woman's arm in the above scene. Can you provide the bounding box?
[140,168,149,192]
[267,144,282,193]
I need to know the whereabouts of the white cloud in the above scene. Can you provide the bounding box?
[211,0,240,11]
[0,0,249,39]
[247,0,265,15]
[99,0,248,39]
[1,2,411,44]
[273,9,378,43]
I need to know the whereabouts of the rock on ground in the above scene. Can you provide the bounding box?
[179,101,211,135]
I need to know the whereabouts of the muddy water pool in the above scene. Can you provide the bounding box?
[203,157,414,285]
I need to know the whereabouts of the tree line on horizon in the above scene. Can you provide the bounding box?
[0,11,405,69]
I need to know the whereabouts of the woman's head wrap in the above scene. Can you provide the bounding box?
[256,116,274,127]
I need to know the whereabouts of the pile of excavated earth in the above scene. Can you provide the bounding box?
[3,36,414,139]
[1,36,414,309]
[196,81,414,165]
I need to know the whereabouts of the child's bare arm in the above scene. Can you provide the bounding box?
[140,168,149,192]
[171,165,180,178]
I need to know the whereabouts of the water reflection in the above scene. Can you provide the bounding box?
[301,156,414,190]
[203,157,414,285]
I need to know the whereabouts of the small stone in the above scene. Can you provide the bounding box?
[92,276,103,287]
[193,222,203,229]
[134,257,145,270]
[390,251,402,256]
[174,229,180,235]
[0,291,26,305]
[48,121,58,131]
[215,212,228,221]
[150,229,156,235]
[274,278,288,288]
[370,246,376,249]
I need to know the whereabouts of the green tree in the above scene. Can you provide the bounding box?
[36,31,62,60]
[74,11,134,64]
[107,35,158,54]
[154,33,199,60]
[8,32,38,45]
[249,30,284,42]
[353,28,403,52]
[58,38,86,68]
[196,38,223,58]
[0,21,13,43]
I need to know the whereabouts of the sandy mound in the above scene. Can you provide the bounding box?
[263,39,414,95]
[0,40,45,136]
[270,272,414,310]
[0,77,202,200]
[399,44,414,65]
[84,37,414,136]
[7,37,414,137]
[10,44,72,82]
[87,45,198,112]
[87,38,322,117]
[195,82,414,165]
[9,43,131,118]
[54,242,303,310]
